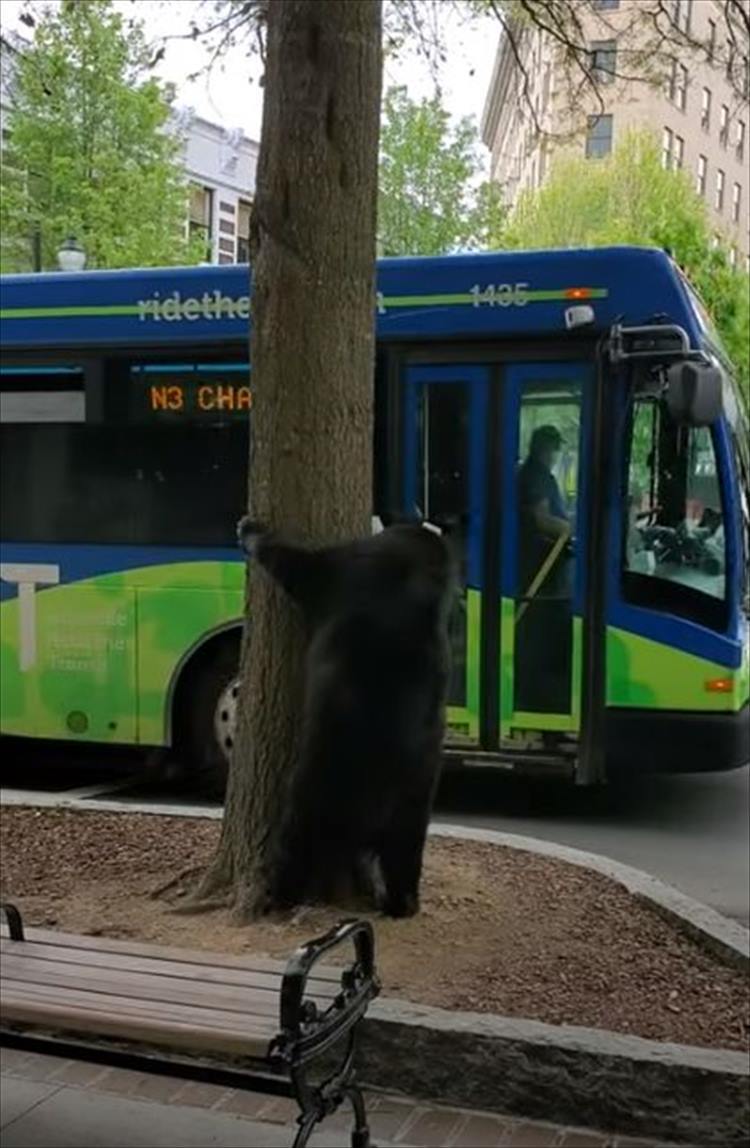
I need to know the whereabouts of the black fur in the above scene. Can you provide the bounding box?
[239,518,455,917]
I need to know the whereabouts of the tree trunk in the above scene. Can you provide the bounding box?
[200,0,383,920]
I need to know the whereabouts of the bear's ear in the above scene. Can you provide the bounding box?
[378,508,424,528]
[378,508,443,535]
[236,516,266,557]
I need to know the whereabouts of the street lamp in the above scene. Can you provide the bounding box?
[56,236,86,272]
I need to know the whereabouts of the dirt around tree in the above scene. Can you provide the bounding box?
[1,806,747,1053]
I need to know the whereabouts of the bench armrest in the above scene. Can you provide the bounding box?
[275,919,379,1066]
[1,903,25,941]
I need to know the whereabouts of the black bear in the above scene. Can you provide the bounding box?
[238,517,455,917]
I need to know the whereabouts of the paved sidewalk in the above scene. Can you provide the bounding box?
[1,1048,673,1147]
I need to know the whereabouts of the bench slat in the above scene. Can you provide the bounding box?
[0,940,338,1001]
[1,986,275,1059]
[2,979,281,1033]
[1,952,333,1019]
[1,987,276,1056]
[1,927,342,982]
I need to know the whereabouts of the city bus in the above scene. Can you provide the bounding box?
[1,246,748,795]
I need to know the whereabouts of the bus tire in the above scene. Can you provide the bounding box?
[180,639,241,801]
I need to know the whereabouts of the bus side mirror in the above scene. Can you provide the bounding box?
[666,361,723,426]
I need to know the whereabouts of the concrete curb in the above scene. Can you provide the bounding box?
[429,823,750,970]
[358,999,749,1146]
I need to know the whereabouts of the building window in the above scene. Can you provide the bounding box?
[674,135,684,169]
[585,114,613,158]
[668,60,687,108]
[188,184,213,259]
[661,131,684,172]
[707,19,716,61]
[591,40,617,83]
[729,246,737,268]
[673,0,691,33]
[732,182,741,223]
[701,87,711,130]
[720,104,729,146]
[237,199,252,263]
[696,154,707,197]
[715,168,725,212]
[737,120,746,162]
[675,64,688,110]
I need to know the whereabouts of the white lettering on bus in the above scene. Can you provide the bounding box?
[469,283,530,308]
[137,286,536,321]
[137,291,252,322]
[0,563,61,671]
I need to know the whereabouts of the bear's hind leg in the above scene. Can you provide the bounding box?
[378,796,431,918]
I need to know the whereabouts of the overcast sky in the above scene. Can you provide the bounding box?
[2,1,500,165]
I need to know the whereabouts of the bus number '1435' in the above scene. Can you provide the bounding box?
[470,283,529,307]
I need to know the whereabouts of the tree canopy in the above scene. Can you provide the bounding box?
[0,0,199,272]
[377,85,505,255]
[502,131,750,406]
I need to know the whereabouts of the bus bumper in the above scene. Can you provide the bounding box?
[605,703,750,777]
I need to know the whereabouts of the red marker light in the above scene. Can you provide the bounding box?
[565,287,593,300]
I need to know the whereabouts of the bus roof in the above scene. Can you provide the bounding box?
[0,245,709,354]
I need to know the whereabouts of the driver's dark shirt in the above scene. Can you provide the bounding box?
[518,456,569,595]
[519,457,567,523]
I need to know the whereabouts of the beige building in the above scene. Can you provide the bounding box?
[481,0,749,267]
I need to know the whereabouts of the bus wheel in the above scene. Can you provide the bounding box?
[181,640,240,801]
[213,675,240,768]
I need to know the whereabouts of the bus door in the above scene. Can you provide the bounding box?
[402,365,489,746]
[499,363,592,751]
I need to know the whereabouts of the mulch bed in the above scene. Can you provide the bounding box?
[1,806,747,1052]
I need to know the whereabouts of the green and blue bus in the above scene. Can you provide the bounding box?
[1,246,748,793]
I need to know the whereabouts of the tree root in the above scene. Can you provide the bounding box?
[167,895,233,916]
[149,865,206,900]
[153,847,237,916]
[230,878,272,924]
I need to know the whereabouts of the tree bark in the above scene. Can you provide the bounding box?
[199,0,383,920]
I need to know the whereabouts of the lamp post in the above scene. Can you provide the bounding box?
[32,225,42,272]
[56,235,86,272]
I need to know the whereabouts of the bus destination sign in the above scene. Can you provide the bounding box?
[131,366,251,421]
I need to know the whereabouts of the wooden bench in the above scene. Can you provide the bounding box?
[0,903,379,1148]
